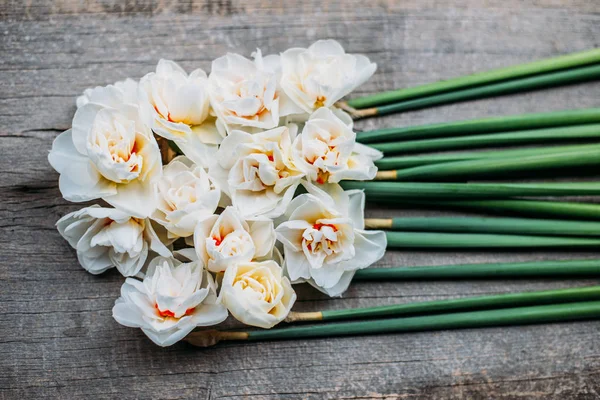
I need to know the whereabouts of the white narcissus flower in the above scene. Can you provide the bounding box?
[210,125,304,218]
[112,256,228,347]
[280,39,376,114]
[276,187,387,297]
[57,205,171,277]
[139,59,224,168]
[193,207,276,273]
[220,260,296,329]
[152,156,220,239]
[292,107,381,184]
[76,78,139,109]
[48,85,162,218]
[208,50,303,131]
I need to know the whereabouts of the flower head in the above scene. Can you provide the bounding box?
[292,107,381,184]
[57,205,171,277]
[193,206,276,273]
[276,186,386,296]
[220,260,296,328]
[280,39,376,113]
[139,59,224,168]
[76,78,139,109]
[210,125,304,218]
[112,256,228,346]
[152,156,220,239]
[208,50,303,131]
[48,85,162,218]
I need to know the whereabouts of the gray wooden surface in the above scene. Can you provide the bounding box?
[2,1,600,398]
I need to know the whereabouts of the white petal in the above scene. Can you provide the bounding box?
[105,179,157,219]
[142,325,194,347]
[279,89,306,116]
[49,130,117,201]
[309,262,346,289]
[56,207,97,248]
[189,303,228,326]
[354,142,383,161]
[248,218,276,258]
[309,39,346,56]
[346,189,366,230]
[308,270,355,297]
[332,154,378,182]
[342,230,387,271]
[145,221,173,257]
[71,103,102,154]
[216,130,254,169]
[112,301,145,328]
[58,173,116,203]
[156,59,188,76]
[77,248,113,274]
[331,107,354,129]
[283,248,312,282]
[275,220,311,251]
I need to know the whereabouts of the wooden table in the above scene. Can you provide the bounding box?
[2,1,600,398]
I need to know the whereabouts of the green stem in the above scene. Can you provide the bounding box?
[340,180,600,199]
[246,301,600,341]
[374,143,600,170]
[347,48,600,109]
[384,216,600,237]
[370,125,600,156]
[385,231,600,249]
[353,259,600,280]
[322,286,600,321]
[368,64,600,117]
[391,199,600,221]
[357,108,600,144]
[388,145,600,181]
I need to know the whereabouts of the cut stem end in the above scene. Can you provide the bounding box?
[285,311,324,323]
[364,218,393,230]
[375,170,398,180]
[336,101,378,119]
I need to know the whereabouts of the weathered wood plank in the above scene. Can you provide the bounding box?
[2,1,600,399]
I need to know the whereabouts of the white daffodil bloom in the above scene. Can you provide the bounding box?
[220,260,296,329]
[193,206,276,273]
[276,187,386,297]
[112,256,228,347]
[48,85,162,218]
[208,50,304,131]
[292,107,381,185]
[280,39,376,113]
[57,205,171,277]
[76,78,139,109]
[139,59,224,168]
[152,156,220,239]
[210,125,304,218]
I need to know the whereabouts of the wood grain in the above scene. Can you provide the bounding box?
[2,1,600,398]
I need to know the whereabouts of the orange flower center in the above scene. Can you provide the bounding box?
[313,223,337,231]
[155,304,195,318]
[306,223,338,251]
[314,95,326,108]
[316,170,330,184]
[154,105,175,123]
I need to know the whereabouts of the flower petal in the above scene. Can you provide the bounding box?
[342,229,387,271]
[105,179,157,219]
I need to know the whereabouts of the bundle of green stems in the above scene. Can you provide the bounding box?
[187,286,600,346]
[342,49,600,117]
[186,49,600,347]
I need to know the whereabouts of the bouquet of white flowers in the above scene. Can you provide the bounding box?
[49,39,387,347]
